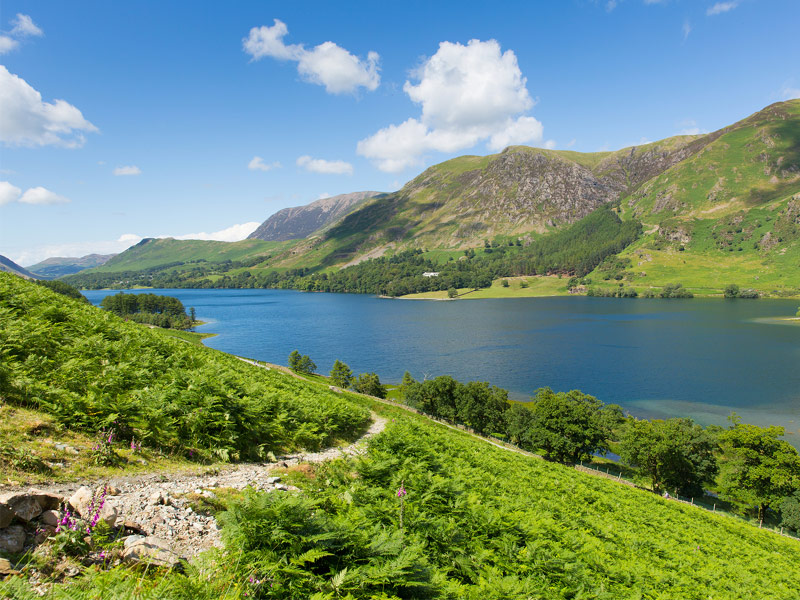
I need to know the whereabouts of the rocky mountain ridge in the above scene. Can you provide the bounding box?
[248,191,382,242]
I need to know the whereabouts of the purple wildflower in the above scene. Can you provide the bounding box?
[397,485,407,498]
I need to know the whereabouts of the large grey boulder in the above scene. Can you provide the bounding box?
[0,504,13,529]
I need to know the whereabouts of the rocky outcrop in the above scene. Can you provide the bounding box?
[248,191,382,241]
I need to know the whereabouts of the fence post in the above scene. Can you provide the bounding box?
[759,519,763,529]
[691,498,694,505]
[713,504,716,512]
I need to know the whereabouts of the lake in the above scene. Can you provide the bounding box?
[84,289,800,447]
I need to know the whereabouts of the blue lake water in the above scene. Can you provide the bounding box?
[84,289,800,447]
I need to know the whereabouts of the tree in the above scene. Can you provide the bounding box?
[454,381,508,435]
[190,307,196,323]
[329,359,354,389]
[447,287,458,298]
[780,491,800,533]
[288,350,302,371]
[619,418,718,496]
[353,372,386,398]
[527,388,610,464]
[297,355,317,375]
[724,283,740,298]
[718,420,800,521]
[505,403,535,447]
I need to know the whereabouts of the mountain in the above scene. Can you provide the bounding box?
[0,254,39,279]
[27,253,116,278]
[248,191,382,241]
[65,100,800,295]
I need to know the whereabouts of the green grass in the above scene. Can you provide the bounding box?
[94,238,285,272]
[401,275,570,299]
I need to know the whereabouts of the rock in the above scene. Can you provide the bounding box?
[122,534,145,549]
[275,484,289,491]
[266,476,281,484]
[0,557,18,576]
[40,510,61,527]
[68,486,94,517]
[96,498,119,528]
[54,443,79,455]
[122,536,183,568]
[29,490,62,511]
[0,492,42,522]
[0,504,13,529]
[0,525,26,554]
[34,525,55,545]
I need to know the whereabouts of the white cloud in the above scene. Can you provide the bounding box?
[565,139,577,148]
[606,1,617,12]
[19,186,69,205]
[358,39,544,172]
[781,86,800,100]
[296,155,353,175]
[171,222,261,242]
[677,119,709,135]
[0,66,98,147]
[248,156,281,171]
[0,35,19,54]
[0,181,22,205]
[707,2,738,16]
[117,233,142,244]
[113,165,141,176]
[243,19,380,94]
[317,192,331,200]
[10,14,43,37]
[682,20,692,40]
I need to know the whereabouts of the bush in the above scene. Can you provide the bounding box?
[353,372,386,398]
[724,283,740,298]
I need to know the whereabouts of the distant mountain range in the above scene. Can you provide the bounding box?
[27,253,116,278]
[64,99,800,295]
[0,255,39,279]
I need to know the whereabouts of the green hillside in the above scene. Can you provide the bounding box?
[0,272,370,461]
[95,237,286,272]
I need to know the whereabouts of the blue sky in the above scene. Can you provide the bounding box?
[1,0,799,265]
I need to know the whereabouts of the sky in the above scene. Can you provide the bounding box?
[1,0,799,266]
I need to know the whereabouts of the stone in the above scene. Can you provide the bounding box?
[54,443,79,455]
[0,504,13,529]
[34,525,55,545]
[122,536,183,568]
[0,557,18,576]
[29,490,62,511]
[122,534,145,549]
[266,476,281,484]
[68,486,94,517]
[40,510,61,527]
[0,525,26,554]
[0,492,42,522]
[96,498,119,528]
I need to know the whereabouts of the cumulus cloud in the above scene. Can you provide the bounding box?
[113,165,141,176]
[677,119,709,135]
[243,19,380,94]
[171,222,261,242]
[0,66,98,147]
[10,14,43,37]
[248,156,281,171]
[296,155,353,175]
[0,36,19,54]
[19,186,69,205]
[0,181,22,205]
[682,20,692,40]
[357,39,544,172]
[707,2,738,16]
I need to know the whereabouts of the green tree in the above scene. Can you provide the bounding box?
[297,355,317,375]
[619,418,718,496]
[329,359,354,388]
[447,287,458,298]
[724,283,740,298]
[501,279,509,287]
[400,371,416,397]
[779,491,800,533]
[288,350,302,371]
[190,307,196,323]
[718,420,800,521]
[505,403,535,447]
[454,381,508,435]
[527,388,609,464]
[353,372,386,398]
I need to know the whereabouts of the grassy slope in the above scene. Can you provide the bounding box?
[94,238,285,272]
[402,275,570,299]
[601,100,800,295]
[0,272,371,468]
